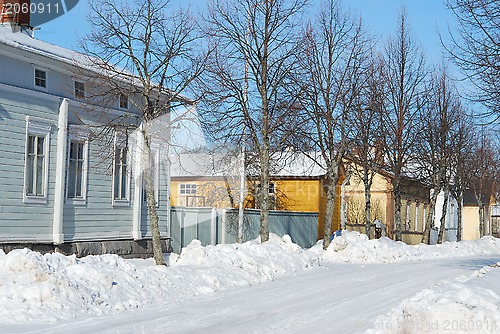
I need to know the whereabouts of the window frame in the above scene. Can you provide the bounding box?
[179,183,197,196]
[119,93,129,110]
[405,198,411,231]
[74,80,85,99]
[112,131,131,206]
[33,67,48,91]
[23,117,51,204]
[65,127,89,205]
[415,200,420,232]
[257,182,276,195]
[268,182,276,195]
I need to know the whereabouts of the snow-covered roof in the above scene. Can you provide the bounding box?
[271,151,327,178]
[170,151,327,179]
[0,25,92,69]
[0,25,192,103]
[170,152,242,178]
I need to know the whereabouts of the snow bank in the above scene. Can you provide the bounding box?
[176,234,319,281]
[0,234,319,323]
[366,264,500,334]
[313,231,500,263]
[1,231,499,325]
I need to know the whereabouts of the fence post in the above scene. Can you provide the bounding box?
[211,208,217,245]
[221,209,227,244]
[180,207,185,250]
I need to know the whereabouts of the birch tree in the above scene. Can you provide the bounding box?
[449,112,475,241]
[446,0,500,117]
[80,0,203,265]
[347,56,385,238]
[469,127,498,237]
[296,0,370,249]
[381,9,427,241]
[416,68,461,244]
[199,0,307,243]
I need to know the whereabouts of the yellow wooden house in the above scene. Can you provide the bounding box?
[169,152,343,240]
[342,163,431,244]
[462,187,499,240]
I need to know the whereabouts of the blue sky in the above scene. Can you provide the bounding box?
[36,0,457,67]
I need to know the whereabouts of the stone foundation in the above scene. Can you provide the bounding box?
[0,239,171,259]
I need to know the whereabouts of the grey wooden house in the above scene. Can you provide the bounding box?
[0,10,175,257]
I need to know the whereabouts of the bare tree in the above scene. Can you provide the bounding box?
[295,0,370,249]
[469,126,498,237]
[199,0,307,243]
[380,8,427,241]
[80,0,203,264]
[416,67,461,244]
[347,56,385,238]
[449,112,475,241]
[445,0,500,118]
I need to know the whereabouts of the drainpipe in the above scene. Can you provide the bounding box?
[52,98,68,244]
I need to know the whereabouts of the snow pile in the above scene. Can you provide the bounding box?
[0,230,499,327]
[366,264,500,334]
[176,234,319,281]
[0,234,319,324]
[314,231,500,263]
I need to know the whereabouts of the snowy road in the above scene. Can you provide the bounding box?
[12,256,500,334]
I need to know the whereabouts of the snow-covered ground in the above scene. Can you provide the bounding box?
[1,232,500,333]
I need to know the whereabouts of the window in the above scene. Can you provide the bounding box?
[405,198,411,231]
[112,131,130,204]
[415,201,420,232]
[423,203,428,229]
[74,81,85,98]
[180,183,197,195]
[268,182,275,195]
[66,138,88,203]
[24,117,51,203]
[34,68,47,89]
[113,147,129,202]
[119,93,129,109]
[257,182,275,195]
[450,203,456,229]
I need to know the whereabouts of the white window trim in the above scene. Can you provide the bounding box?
[143,148,160,207]
[179,183,197,196]
[23,117,51,204]
[112,131,131,206]
[33,66,48,91]
[65,126,89,206]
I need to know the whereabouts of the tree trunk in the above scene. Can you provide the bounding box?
[437,187,449,244]
[478,204,485,238]
[393,177,402,241]
[421,188,440,244]
[364,170,372,238]
[323,164,339,250]
[323,169,339,250]
[259,148,270,243]
[456,192,463,241]
[143,132,165,266]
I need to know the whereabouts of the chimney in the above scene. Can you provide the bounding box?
[1,0,31,28]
